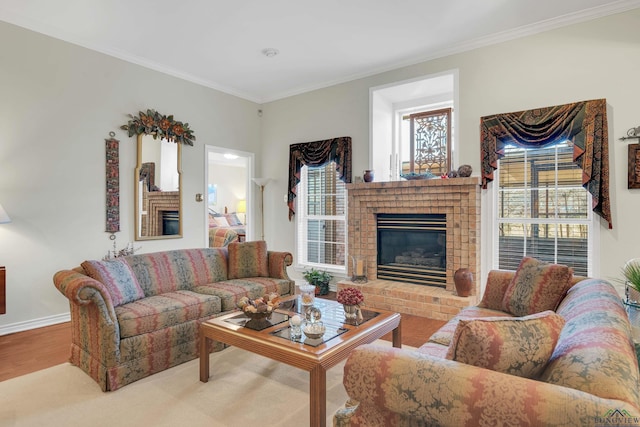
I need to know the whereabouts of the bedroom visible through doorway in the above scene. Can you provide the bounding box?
[205,146,255,246]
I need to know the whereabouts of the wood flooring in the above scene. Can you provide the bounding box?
[0,322,71,382]
[0,297,446,382]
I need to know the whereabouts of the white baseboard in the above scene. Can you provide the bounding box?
[0,313,70,336]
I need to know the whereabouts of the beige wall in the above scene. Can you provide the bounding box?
[0,21,262,332]
[3,9,640,332]
[261,9,640,294]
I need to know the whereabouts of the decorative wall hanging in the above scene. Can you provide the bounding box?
[105,132,120,233]
[120,109,196,145]
[628,144,640,189]
[287,136,352,221]
[480,98,611,229]
[619,126,640,189]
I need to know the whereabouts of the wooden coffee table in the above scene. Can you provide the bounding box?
[199,296,401,427]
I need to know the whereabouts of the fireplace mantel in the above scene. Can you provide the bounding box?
[346,177,480,295]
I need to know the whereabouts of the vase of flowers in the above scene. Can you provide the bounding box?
[337,287,364,323]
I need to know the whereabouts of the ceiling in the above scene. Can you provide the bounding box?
[1,0,639,103]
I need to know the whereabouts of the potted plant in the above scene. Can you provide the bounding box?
[621,258,640,306]
[302,268,332,296]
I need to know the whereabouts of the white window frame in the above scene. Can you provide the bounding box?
[295,163,347,275]
[490,142,600,278]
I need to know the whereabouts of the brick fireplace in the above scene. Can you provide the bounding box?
[338,177,481,320]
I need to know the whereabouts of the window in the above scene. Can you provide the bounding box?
[296,162,346,272]
[495,141,593,276]
[370,71,457,181]
[401,108,452,176]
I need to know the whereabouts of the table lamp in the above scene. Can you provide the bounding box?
[0,204,10,224]
[236,199,246,224]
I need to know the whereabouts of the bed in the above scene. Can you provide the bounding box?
[208,210,245,247]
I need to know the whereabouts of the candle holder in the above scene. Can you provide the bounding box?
[350,255,368,284]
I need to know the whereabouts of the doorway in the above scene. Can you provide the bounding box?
[204,145,255,246]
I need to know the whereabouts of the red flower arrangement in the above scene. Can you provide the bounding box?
[337,287,364,306]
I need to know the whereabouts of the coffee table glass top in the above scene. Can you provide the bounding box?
[222,296,381,347]
[223,311,289,331]
[270,322,348,347]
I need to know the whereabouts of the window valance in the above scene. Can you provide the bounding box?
[287,136,352,220]
[480,99,611,228]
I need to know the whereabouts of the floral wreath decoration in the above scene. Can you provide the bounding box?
[121,109,196,146]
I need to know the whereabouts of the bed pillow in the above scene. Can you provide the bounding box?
[445,310,565,379]
[228,240,269,279]
[501,257,573,316]
[81,258,145,306]
[213,216,230,227]
[208,214,218,228]
[225,213,242,226]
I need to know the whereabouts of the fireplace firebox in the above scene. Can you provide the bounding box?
[377,213,446,287]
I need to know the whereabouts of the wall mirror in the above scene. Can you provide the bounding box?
[135,134,183,240]
[121,109,194,241]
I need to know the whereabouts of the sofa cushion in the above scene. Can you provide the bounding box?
[115,290,221,338]
[228,241,268,279]
[428,306,512,346]
[81,258,145,306]
[501,257,573,316]
[445,310,565,379]
[194,277,290,312]
[125,249,229,296]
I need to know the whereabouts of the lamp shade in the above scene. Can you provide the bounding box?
[236,199,246,214]
[0,204,11,224]
[252,177,272,187]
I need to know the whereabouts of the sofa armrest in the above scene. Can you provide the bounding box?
[53,270,121,363]
[54,269,117,322]
[267,250,293,280]
[477,269,514,310]
[339,344,638,427]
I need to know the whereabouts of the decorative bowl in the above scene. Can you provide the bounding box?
[400,171,436,180]
[243,311,273,321]
[303,321,326,339]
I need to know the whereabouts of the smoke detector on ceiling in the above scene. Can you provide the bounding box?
[261,48,279,58]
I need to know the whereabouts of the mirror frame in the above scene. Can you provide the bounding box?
[134,134,183,240]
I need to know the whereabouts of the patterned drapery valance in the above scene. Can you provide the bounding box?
[288,136,352,220]
[480,99,611,228]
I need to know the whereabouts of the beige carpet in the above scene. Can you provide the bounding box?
[0,340,397,427]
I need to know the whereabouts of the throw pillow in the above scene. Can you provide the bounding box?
[225,213,242,226]
[208,214,218,228]
[445,310,565,379]
[501,257,573,316]
[227,240,269,279]
[81,258,145,306]
[213,216,230,227]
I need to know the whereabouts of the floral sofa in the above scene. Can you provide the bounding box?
[54,241,293,391]
[334,258,640,426]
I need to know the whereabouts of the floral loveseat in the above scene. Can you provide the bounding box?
[54,241,293,391]
[334,258,640,426]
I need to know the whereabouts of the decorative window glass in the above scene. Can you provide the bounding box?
[402,108,451,176]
